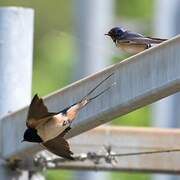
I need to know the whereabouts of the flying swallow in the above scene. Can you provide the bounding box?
[105,27,167,54]
[22,73,114,160]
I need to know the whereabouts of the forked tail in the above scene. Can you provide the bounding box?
[78,73,115,109]
[62,73,115,121]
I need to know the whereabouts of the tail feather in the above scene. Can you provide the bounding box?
[78,82,116,110]
[81,73,114,101]
[78,74,115,109]
[64,73,115,121]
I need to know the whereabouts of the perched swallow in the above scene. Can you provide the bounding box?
[22,73,114,160]
[105,27,167,54]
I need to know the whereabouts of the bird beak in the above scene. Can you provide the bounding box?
[104,33,110,36]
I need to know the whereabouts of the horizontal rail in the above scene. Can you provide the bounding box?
[20,126,180,174]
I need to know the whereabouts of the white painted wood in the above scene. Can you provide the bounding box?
[0,7,34,180]
[0,7,34,118]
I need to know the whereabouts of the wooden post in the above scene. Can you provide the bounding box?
[0,7,34,180]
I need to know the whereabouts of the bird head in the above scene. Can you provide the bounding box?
[22,128,43,143]
[105,27,125,42]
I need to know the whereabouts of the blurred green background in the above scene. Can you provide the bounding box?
[0,0,154,179]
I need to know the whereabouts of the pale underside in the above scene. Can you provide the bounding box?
[116,42,148,54]
[36,113,70,142]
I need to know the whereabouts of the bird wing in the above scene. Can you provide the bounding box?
[42,132,74,160]
[128,37,166,44]
[121,31,167,44]
[26,94,57,128]
[146,36,168,42]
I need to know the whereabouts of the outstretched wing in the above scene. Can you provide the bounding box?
[42,133,74,160]
[26,94,57,128]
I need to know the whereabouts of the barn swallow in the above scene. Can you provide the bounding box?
[22,73,114,160]
[105,27,167,54]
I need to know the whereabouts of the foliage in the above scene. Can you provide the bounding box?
[112,172,149,180]
[116,0,153,20]
[33,32,75,96]
[46,170,72,180]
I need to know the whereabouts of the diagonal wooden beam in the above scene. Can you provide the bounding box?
[0,35,180,160]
